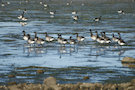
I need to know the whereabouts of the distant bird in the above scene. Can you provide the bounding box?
[18,10,27,21]
[44,4,48,7]
[76,33,85,42]
[7,2,10,5]
[72,16,79,21]
[69,36,76,45]
[49,11,55,15]
[21,17,27,21]
[94,16,102,22]
[18,12,24,19]
[24,9,27,13]
[66,3,70,5]
[1,3,5,7]
[117,33,126,45]
[117,10,124,14]
[22,31,29,41]
[45,32,55,42]
[72,11,77,15]
[90,29,97,41]
[40,2,43,4]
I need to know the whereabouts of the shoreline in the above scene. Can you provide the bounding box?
[0,77,135,90]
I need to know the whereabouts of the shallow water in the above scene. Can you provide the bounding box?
[0,0,135,85]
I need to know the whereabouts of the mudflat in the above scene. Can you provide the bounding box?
[0,77,135,90]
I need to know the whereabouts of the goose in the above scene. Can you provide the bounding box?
[34,32,45,45]
[66,3,70,5]
[24,9,27,13]
[18,9,27,19]
[69,36,76,45]
[117,10,124,14]
[36,37,45,45]
[72,11,77,15]
[7,2,10,5]
[96,32,105,43]
[76,33,85,42]
[57,34,62,44]
[45,32,54,42]
[44,4,48,7]
[18,11,27,21]
[72,16,79,21]
[18,11,24,19]
[102,32,111,43]
[1,3,5,7]
[118,33,126,45]
[112,33,119,42]
[22,31,29,41]
[57,34,68,45]
[21,17,27,21]
[90,29,97,41]
[27,34,35,45]
[40,2,43,4]
[49,11,55,15]
[94,16,102,22]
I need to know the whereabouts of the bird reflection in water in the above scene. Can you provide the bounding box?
[58,45,77,58]
[23,44,46,56]
[58,46,67,59]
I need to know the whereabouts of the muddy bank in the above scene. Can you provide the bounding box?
[0,77,135,90]
[122,57,135,68]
